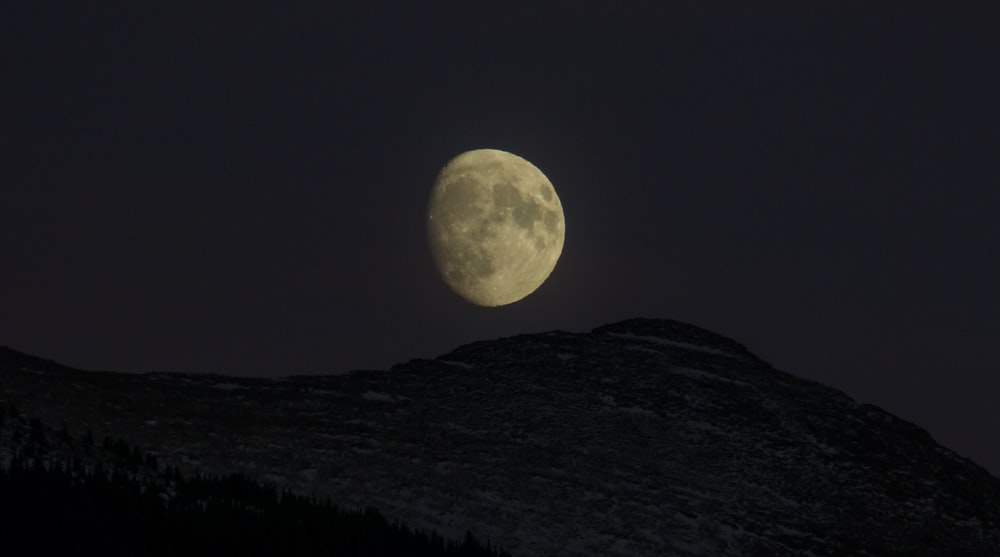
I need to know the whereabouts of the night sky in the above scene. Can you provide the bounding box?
[4,3,998,475]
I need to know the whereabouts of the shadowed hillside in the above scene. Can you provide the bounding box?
[2,318,998,555]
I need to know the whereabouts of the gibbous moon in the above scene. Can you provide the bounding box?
[428,149,565,307]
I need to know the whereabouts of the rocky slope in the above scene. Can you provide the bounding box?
[2,318,998,556]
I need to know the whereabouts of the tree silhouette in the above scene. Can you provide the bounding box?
[0,409,513,557]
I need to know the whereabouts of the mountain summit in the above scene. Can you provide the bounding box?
[2,318,998,555]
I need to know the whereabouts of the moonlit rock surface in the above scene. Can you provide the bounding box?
[3,319,1000,556]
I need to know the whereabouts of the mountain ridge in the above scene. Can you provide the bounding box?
[1,317,998,556]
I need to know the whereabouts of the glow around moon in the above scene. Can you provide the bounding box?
[427,149,565,307]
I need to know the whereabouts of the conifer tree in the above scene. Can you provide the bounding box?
[28,417,45,446]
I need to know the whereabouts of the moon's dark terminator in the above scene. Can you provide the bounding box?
[427,149,565,306]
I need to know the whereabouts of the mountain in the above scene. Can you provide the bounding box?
[2,318,998,556]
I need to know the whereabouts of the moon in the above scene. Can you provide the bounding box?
[427,149,565,307]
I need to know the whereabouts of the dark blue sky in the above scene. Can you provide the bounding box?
[4,3,999,475]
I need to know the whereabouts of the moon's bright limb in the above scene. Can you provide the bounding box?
[427,149,565,307]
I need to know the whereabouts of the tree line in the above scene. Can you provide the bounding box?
[0,402,511,557]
